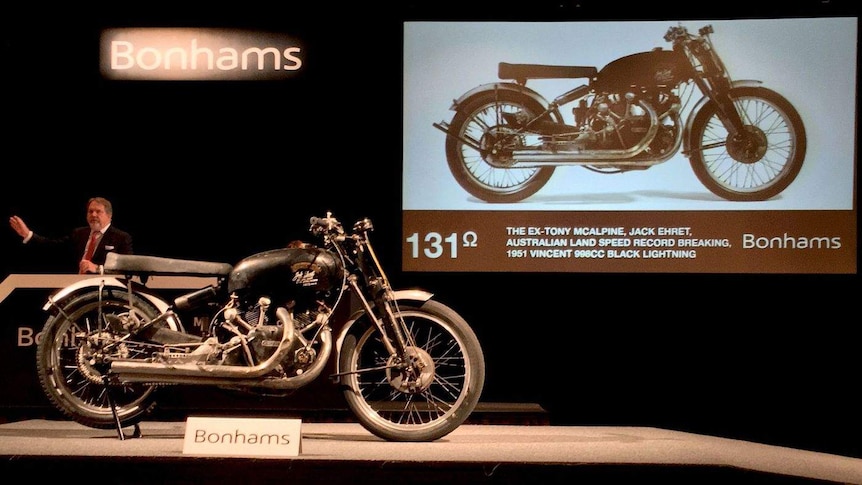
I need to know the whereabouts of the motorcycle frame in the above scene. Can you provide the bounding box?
[42,252,437,387]
[447,80,768,166]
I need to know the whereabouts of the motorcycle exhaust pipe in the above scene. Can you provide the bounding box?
[115,330,334,390]
[438,95,684,167]
[509,103,662,166]
[218,330,332,391]
[109,306,296,381]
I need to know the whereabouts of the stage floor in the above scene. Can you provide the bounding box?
[1,419,860,484]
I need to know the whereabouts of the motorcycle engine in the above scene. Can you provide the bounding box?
[214,296,327,370]
[247,324,283,362]
[569,91,677,157]
[576,93,647,149]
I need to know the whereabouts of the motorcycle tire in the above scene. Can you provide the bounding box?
[688,86,806,201]
[36,289,162,430]
[445,89,556,203]
[339,300,485,442]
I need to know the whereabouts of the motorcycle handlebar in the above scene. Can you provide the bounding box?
[664,24,712,44]
[309,214,341,234]
[664,25,686,42]
[309,213,372,240]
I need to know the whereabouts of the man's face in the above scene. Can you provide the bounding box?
[86,202,111,231]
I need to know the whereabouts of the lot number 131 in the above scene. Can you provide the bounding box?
[405,231,478,259]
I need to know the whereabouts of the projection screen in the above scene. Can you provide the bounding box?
[402,17,857,273]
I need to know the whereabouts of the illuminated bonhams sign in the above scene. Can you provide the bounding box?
[101,28,303,80]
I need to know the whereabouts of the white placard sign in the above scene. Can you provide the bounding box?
[182,416,302,457]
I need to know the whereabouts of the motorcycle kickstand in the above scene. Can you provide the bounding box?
[102,377,142,440]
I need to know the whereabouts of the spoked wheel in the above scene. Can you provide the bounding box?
[445,90,555,203]
[36,290,161,429]
[339,300,485,442]
[689,86,806,201]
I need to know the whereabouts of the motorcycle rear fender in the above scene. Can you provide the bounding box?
[332,289,434,379]
[42,276,178,330]
[682,79,763,155]
[450,82,560,118]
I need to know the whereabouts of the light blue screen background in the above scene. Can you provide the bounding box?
[403,18,858,211]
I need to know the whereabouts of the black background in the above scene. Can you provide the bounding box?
[1,1,859,457]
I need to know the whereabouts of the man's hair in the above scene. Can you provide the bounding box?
[88,197,113,216]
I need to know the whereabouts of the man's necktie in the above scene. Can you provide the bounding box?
[83,231,100,262]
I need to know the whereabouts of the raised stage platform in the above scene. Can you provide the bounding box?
[1,418,860,484]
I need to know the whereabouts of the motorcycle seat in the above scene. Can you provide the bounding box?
[498,62,597,83]
[104,252,233,277]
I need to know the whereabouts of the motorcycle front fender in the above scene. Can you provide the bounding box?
[682,79,763,155]
[332,289,434,378]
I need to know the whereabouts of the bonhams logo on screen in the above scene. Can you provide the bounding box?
[101,28,303,80]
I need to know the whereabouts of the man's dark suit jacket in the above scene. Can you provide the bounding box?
[30,225,134,270]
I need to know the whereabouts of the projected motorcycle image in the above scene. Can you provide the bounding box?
[433,24,806,204]
[406,18,856,274]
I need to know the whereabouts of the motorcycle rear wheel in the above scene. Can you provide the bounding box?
[689,86,806,201]
[445,90,555,203]
[339,300,485,441]
[36,290,161,429]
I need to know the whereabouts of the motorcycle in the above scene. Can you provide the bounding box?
[35,213,485,442]
[433,24,806,203]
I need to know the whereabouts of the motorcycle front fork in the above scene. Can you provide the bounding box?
[346,275,413,358]
[695,77,746,137]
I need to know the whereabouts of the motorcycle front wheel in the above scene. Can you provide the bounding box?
[688,86,806,201]
[36,289,161,429]
[445,90,556,203]
[339,300,485,442]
